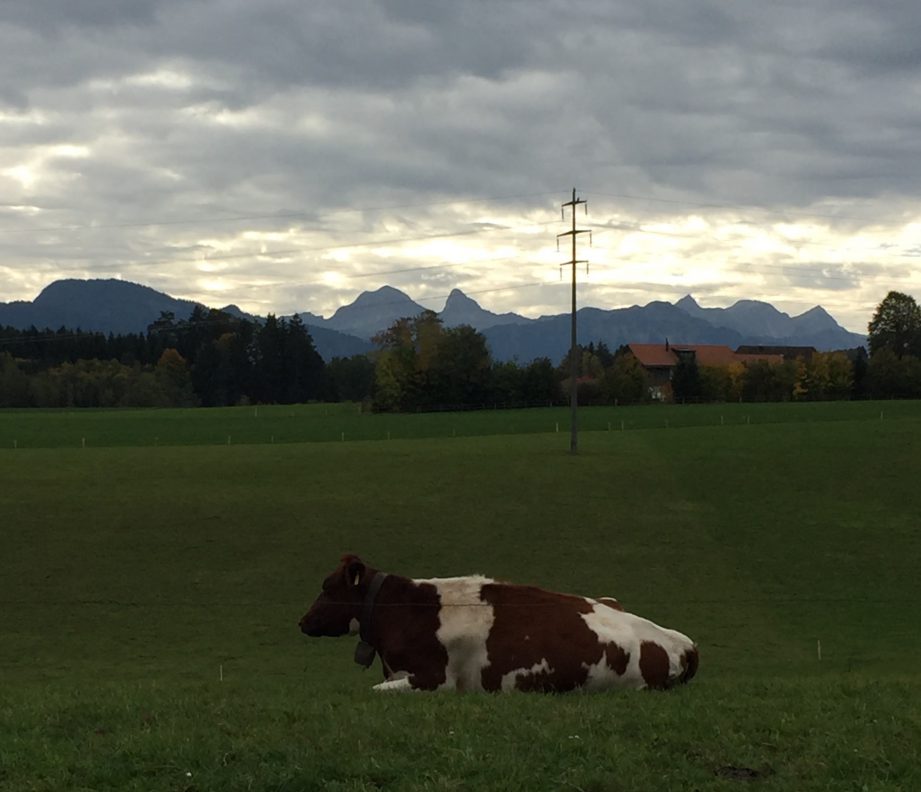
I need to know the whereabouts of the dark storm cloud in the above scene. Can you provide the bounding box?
[1,0,165,30]
[8,0,920,206]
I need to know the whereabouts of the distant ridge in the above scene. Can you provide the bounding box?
[0,279,201,335]
[674,294,841,338]
[1,278,867,363]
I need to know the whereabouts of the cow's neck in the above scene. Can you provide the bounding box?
[360,572,410,647]
[354,570,389,668]
[362,573,440,652]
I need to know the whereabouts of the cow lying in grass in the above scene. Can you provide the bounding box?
[299,554,698,693]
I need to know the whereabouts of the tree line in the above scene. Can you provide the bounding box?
[2,291,921,409]
[0,307,325,408]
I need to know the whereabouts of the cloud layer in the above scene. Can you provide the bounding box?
[2,0,921,332]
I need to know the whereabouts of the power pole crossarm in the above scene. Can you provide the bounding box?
[557,188,590,455]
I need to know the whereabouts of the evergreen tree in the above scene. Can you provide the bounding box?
[324,355,375,402]
[671,354,701,403]
[282,314,324,403]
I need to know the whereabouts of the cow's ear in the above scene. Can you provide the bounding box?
[347,559,365,587]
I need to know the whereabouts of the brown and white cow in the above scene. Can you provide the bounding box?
[299,554,698,693]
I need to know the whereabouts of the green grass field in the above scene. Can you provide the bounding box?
[1,402,920,790]
[0,399,916,449]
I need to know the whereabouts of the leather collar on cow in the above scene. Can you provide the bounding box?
[354,571,389,669]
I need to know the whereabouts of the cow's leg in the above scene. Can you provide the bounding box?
[372,676,416,692]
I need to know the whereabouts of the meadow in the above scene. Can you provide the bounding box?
[1,401,920,791]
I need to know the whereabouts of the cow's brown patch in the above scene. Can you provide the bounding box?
[680,645,699,684]
[604,642,630,675]
[480,584,610,692]
[371,574,448,691]
[639,640,671,689]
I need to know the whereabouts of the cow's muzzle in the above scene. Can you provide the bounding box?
[299,615,318,636]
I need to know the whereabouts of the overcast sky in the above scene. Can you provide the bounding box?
[2,1,921,332]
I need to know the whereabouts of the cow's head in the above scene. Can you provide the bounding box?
[299,554,371,637]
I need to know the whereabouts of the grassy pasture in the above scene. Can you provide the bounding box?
[1,402,920,790]
[0,398,916,449]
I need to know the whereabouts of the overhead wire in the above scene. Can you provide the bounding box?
[0,219,561,276]
[3,186,917,234]
[1,188,915,337]
[3,186,917,265]
[581,189,921,226]
[0,191,562,234]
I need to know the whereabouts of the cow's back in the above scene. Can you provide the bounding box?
[398,576,696,693]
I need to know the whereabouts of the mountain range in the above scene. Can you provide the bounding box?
[0,279,867,363]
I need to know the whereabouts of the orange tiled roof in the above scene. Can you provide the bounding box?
[628,343,679,367]
[628,343,782,368]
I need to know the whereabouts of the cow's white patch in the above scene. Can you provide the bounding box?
[580,600,696,690]
[348,618,360,636]
[500,658,553,692]
[414,575,495,692]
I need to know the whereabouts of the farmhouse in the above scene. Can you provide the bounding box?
[735,344,818,362]
[628,342,783,400]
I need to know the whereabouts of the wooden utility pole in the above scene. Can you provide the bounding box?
[558,188,590,454]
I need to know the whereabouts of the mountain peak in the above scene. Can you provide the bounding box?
[674,294,707,320]
[35,278,162,305]
[438,288,529,331]
[444,288,478,308]
[792,305,839,334]
[326,286,426,339]
[351,285,415,306]
[799,305,831,318]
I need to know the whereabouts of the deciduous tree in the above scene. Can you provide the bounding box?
[603,349,649,405]
[868,291,921,359]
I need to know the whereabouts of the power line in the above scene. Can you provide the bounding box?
[589,217,920,261]
[582,189,921,226]
[4,190,916,271]
[2,596,919,607]
[8,185,915,238]
[584,259,893,286]
[0,191,561,235]
[0,219,562,274]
